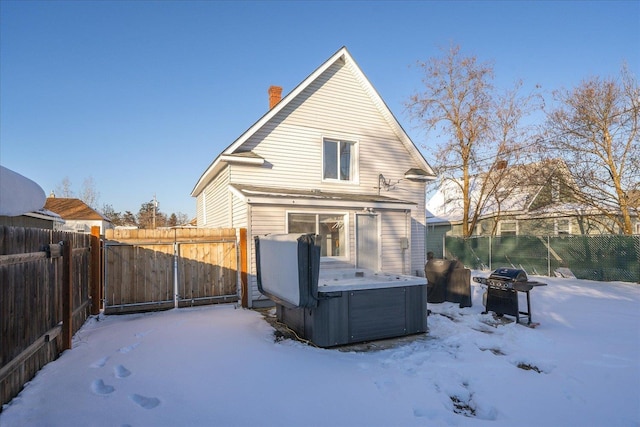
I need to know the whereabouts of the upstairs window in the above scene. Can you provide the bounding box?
[323,138,357,182]
[499,221,517,236]
[555,219,571,235]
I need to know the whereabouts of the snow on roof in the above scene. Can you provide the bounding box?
[426,160,572,224]
[0,165,46,216]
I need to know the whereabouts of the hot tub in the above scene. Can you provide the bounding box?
[255,233,427,348]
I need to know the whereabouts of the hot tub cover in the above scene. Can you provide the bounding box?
[255,233,320,308]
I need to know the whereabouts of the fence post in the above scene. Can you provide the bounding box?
[173,228,179,309]
[62,240,73,351]
[90,227,101,315]
[547,235,551,277]
[239,228,248,308]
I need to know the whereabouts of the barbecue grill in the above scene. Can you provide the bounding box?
[473,268,546,325]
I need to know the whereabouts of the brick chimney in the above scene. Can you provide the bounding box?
[268,85,282,109]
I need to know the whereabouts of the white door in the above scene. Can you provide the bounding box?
[356,213,379,271]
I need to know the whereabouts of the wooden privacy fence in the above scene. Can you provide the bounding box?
[103,228,245,314]
[0,226,96,408]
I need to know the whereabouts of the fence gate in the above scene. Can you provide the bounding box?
[103,228,239,314]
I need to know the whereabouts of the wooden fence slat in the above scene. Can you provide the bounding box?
[104,228,241,312]
[90,227,101,315]
[1,226,91,407]
[61,241,72,351]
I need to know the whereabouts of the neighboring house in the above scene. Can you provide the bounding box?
[44,197,113,234]
[426,159,635,244]
[192,46,436,308]
[0,209,64,230]
[629,190,640,235]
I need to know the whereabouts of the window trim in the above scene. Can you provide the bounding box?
[498,220,518,236]
[555,218,571,235]
[286,210,349,261]
[321,137,359,184]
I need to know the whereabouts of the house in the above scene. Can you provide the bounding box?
[192,46,436,308]
[629,190,640,235]
[44,196,113,234]
[0,209,64,230]
[425,159,631,248]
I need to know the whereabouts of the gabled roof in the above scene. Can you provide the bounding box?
[44,198,111,222]
[192,46,435,197]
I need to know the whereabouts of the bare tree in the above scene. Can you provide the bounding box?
[408,44,541,236]
[544,65,639,234]
[168,212,190,227]
[174,212,190,226]
[79,177,100,208]
[53,176,100,208]
[55,177,74,198]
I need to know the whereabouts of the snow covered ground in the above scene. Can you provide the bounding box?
[1,273,639,427]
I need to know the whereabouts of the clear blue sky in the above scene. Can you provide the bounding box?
[1,1,638,219]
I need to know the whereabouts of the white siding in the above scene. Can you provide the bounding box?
[404,179,427,276]
[203,168,230,227]
[196,192,204,226]
[230,61,422,203]
[380,210,409,274]
[231,192,247,229]
[248,205,287,304]
[60,219,106,234]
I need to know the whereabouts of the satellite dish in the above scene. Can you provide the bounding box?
[0,166,46,216]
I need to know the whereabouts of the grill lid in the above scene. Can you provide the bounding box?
[488,267,528,282]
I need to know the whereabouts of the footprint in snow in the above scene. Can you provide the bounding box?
[135,329,153,338]
[114,364,131,378]
[90,356,109,368]
[91,379,115,395]
[119,342,140,354]
[413,406,437,419]
[130,394,160,409]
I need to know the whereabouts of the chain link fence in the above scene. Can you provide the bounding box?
[440,234,640,283]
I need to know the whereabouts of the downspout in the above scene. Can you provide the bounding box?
[403,209,409,275]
